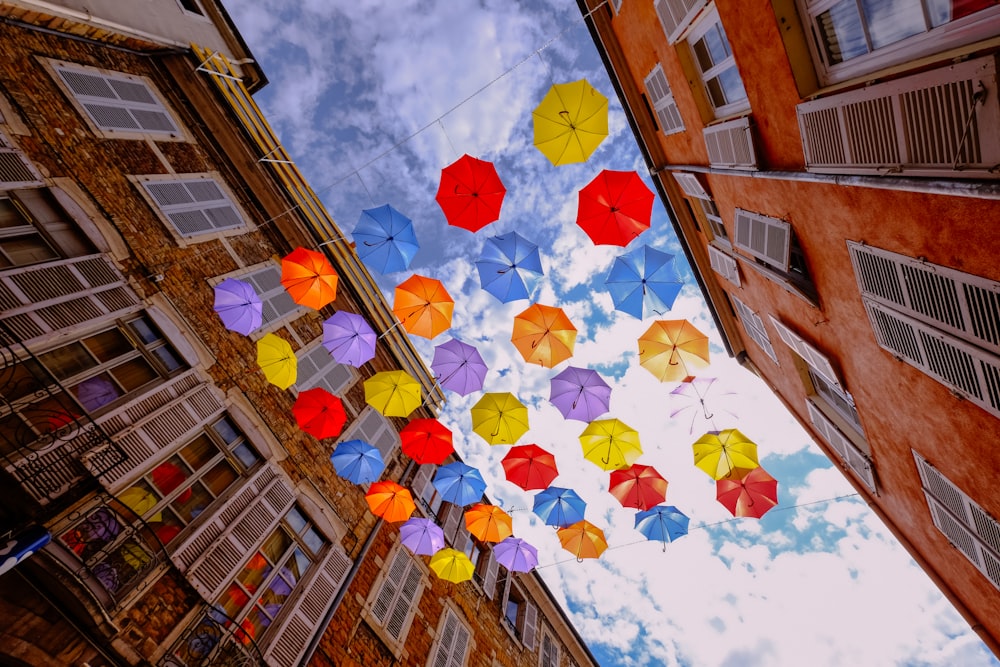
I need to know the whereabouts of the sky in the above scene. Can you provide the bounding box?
[223,1,1000,665]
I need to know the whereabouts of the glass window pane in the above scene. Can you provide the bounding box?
[202,460,238,496]
[693,38,713,72]
[233,442,261,469]
[150,456,190,496]
[716,66,747,105]
[84,329,132,363]
[218,582,249,618]
[242,608,271,644]
[3,357,47,401]
[180,434,218,471]
[40,342,97,381]
[817,1,870,65]
[212,416,240,444]
[706,77,726,109]
[301,527,325,555]
[149,508,184,545]
[287,548,311,583]
[260,528,292,563]
[0,198,27,227]
[128,316,162,345]
[1,235,59,267]
[261,573,293,610]
[860,0,926,50]
[71,373,122,411]
[170,480,213,523]
[285,507,307,535]
[109,357,157,392]
[60,506,122,560]
[703,25,730,64]
[151,344,183,373]
[237,551,274,593]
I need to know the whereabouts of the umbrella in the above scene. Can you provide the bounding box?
[280,247,338,310]
[433,461,487,506]
[533,486,587,528]
[470,392,530,445]
[119,486,159,517]
[609,464,668,511]
[577,170,654,247]
[435,154,506,232]
[74,375,120,412]
[557,520,608,561]
[429,548,475,583]
[579,418,642,471]
[256,333,297,389]
[716,466,779,519]
[353,205,419,274]
[533,79,608,166]
[393,274,454,339]
[511,304,577,368]
[548,366,611,422]
[293,387,347,440]
[322,311,376,367]
[213,278,262,335]
[669,377,738,434]
[634,505,689,550]
[330,439,385,485]
[398,517,445,556]
[475,232,544,303]
[431,338,488,396]
[464,504,513,543]
[400,418,454,465]
[365,481,415,523]
[692,428,760,480]
[638,319,711,383]
[364,370,421,418]
[501,444,559,491]
[605,245,683,318]
[493,537,538,572]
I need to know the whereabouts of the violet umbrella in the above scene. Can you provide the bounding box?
[549,366,612,422]
[213,277,263,335]
[493,536,539,572]
[431,338,488,396]
[323,311,377,367]
[399,517,445,556]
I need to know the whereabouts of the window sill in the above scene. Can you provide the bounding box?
[734,254,819,308]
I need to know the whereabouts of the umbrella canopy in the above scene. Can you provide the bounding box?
[475,232,544,303]
[393,274,454,339]
[429,548,475,583]
[364,370,421,418]
[435,154,506,232]
[692,428,760,480]
[501,444,559,491]
[606,245,683,318]
[532,79,608,166]
[493,537,538,572]
[431,338,488,396]
[322,311,376,367]
[577,170,654,246]
[638,319,711,383]
[609,464,668,511]
[293,387,347,440]
[470,392,530,445]
[256,333,297,389]
[399,517,445,556]
[533,486,587,528]
[433,461,487,506]
[213,278,263,335]
[557,520,608,561]
[330,439,385,485]
[511,304,577,368]
[717,466,779,519]
[549,366,611,422]
[353,205,419,274]
[579,418,642,471]
[400,418,454,465]
[669,377,738,435]
[280,247,338,310]
[365,481,415,523]
[464,504,513,543]
[635,505,689,549]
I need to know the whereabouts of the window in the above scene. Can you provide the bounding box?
[473,547,500,599]
[707,244,740,287]
[729,295,777,362]
[644,65,684,135]
[230,263,306,333]
[672,172,729,244]
[0,131,41,188]
[369,545,425,646]
[703,116,758,169]
[654,0,709,43]
[540,632,560,667]
[296,338,358,403]
[177,0,205,15]
[733,209,816,303]
[140,176,247,240]
[428,608,471,667]
[410,466,482,566]
[0,189,96,268]
[809,369,861,432]
[687,8,749,117]
[339,406,399,460]
[807,399,876,492]
[501,584,537,648]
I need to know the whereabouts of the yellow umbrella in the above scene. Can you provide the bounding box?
[470,392,529,445]
[429,547,475,583]
[256,333,297,389]
[637,319,711,383]
[511,303,577,368]
[364,370,422,418]
[464,504,513,543]
[692,428,760,480]
[557,520,608,561]
[579,418,642,471]
[118,486,162,523]
[533,79,609,166]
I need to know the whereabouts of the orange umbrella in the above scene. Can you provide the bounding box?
[281,247,338,310]
[557,520,608,561]
[511,304,577,368]
[464,504,513,543]
[365,480,416,523]
[638,319,710,383]
[608,464,668,511]
[393,274,454,339]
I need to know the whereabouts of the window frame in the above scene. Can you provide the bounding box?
[134,173,251,245]
[338,406,400,461]
[219,262,308,337]
[643,64,685,136]
[367,544,426,652]
[428,606,472,667]
[539,630,560,667]
[295,338,359,410]
[729,294,778,363]
[0,188,98,269]
[686,6,750,118]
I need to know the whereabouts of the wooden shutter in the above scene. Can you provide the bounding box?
[385,558,423,641]
[733,209,790,271]
[653,0,708,43]
[541,634,559,667]
[430,609,470,667]
[521,602,537,650]
[806,399,876,493]
[768,316,841,388]
[240,263,304,329]
[297,340,357,402]
[0,133,41,187]
[729,295,777,362]
[142,178,245,237]
[707,244,740,287]
[54,64,179,135]
[344,407,398,459]
[643,65,684,135]
[673,172,709,199]
[482,548,499,600]
[449,620,470,667]
[797,55,1000,178]
[411,463,436,513]
[441,503,462,544]
[703,116,758,169]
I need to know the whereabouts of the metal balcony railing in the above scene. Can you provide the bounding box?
[159,604,266,667]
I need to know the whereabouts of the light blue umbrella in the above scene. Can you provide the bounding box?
[353,204,419,274]
[532,486,587,528]
[432,461,487,506]
[605,244,683,319]
[475,231,544,303]
[330,439,385,485]
[634,504,689,550]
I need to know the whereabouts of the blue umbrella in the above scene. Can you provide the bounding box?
[634,505,689,550]
[605,245,683,319]
[475,231,544,303]
[330,439,385,485]
[532,486,587,528]
[432,461,487,506]
[353,204,419,274]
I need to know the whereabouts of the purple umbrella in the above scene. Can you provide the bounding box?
[213,278,263,335]
[549,366,611,422]
[431,338,488,396]
[74,375,121,412]
[323,311,377,367]
[493,536,538,572]
[399,517,445,556]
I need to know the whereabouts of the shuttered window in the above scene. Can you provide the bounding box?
[688,8,750,118]
[370,546,424,644]
[540,633,560,667]
[644,65,684,136]
[672,172,728,243]
[339,406,399,459]
[729,294,777,362]
[296,339,358,405]
[654,0,709,43]
[703,116,757,169]
[234,263,306,332]
[806,399,876,493]
[141,177,247,238]
[768,316,842,389]
[708,244,740,286]
[733,209,790,271]
[428,608,471,667]
[0,189,96,269]
[0,132,41,188]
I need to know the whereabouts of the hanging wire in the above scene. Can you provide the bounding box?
[439,119,460,161]
[357,172,376,207]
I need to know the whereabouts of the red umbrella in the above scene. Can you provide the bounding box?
[293,387,347,440]
[716,466,779,519]
[435,154,506,232]
[400,419,454,465]
[577,169,654,246]
[608,464,668,511]
[501,444,559,491]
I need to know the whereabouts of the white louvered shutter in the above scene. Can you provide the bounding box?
[806,399,876,493]
[482,548,499,599]
[385,559,422,641]
[643,65,684,135]
[343,407,398,459]
[0,132,41,187]
[371,548,410,627]
[707,244,740,287]
[239,263,304,329]
[521,602,537,650]
[768,317,841,388]
[411,464,435,514]
[703,116,757,169]
[441,503,462,544]
[54,64,179,134]
[729,295,777,362]
[733,209,790,271]
[142,178,245,237]
[297,340,357,398]
[653,0,708,43]
[673,172,709,199]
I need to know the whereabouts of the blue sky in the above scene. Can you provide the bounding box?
[224,1,999,665]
